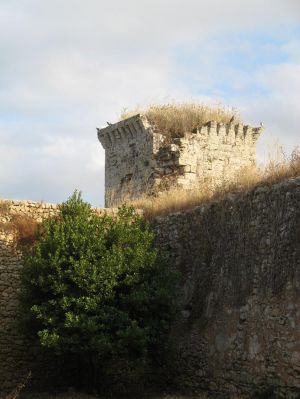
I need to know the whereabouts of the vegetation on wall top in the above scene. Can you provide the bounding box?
[121,101,241,137]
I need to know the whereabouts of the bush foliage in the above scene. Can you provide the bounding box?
[21,192,177,378]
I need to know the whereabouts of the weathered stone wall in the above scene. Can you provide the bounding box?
[97,115,262,206]
[98,115,156,206]
[0,199,116,397]
[0,200,58,396]
[0,178,299,397]
[154,177,300,398]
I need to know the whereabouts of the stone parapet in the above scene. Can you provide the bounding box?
[97,114,152,150]
[196,121,262,143]
[97,115,263,206]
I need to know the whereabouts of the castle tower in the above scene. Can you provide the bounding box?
[97,114,263,207]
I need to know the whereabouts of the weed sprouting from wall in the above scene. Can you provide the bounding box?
[0,202,42,249]
[0,201,10,215]
[13,215,43,248]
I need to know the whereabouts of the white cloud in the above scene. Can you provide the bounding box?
[0,0,299,205]
[245,62,300,159]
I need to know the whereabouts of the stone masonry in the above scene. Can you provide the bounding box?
[155,177,300,398]
[97,114,263,206]
[0,200,59,396]
[0,199,117,397]
[0,178,299,398]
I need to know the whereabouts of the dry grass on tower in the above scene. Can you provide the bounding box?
[121,102,241,137]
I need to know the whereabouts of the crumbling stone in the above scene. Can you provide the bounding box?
[97,115,263,206]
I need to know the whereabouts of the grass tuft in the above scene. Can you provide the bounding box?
[0,213,41,248]
[121,102,241,137]
[0,201,10,215]
[11,215,41,248]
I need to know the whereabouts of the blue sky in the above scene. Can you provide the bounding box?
[0,0,299,206]
[172,29,295,95]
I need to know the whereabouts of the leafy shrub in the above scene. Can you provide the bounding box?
[20,192,177,389]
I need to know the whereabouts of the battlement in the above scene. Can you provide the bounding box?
[98,115,262,148]
[97,114,152,149]
[196,120,262,141]
[97,115,263,206]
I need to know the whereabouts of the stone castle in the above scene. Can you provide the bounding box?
[1,111,299,398]
[97,114,263,206]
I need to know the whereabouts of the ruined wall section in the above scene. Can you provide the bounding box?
[97,115,155,206]
[154,121,262,191]
[154,177,300,398]
[98,116,262,206]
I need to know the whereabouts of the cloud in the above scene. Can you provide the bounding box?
[0,0,299,205]
[169,30,300,156]
[244,61,300,159]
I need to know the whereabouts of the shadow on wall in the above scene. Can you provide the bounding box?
[0,201,69,397]
[154,178,300,397]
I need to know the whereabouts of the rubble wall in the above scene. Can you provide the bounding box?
[154,177,300,398]
[0,177,299,397]
[0,199,116,397]
[98,115,262,206]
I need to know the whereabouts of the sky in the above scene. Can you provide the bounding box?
[0,0,299,207]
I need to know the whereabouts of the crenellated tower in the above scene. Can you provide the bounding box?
[97,114,263,206]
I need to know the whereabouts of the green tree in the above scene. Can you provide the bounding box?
[21,191,177,388]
